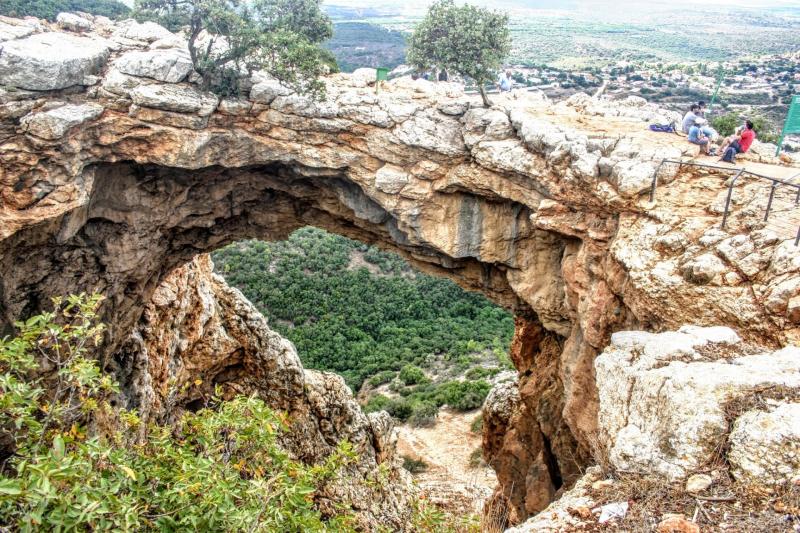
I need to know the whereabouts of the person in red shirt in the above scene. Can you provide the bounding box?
[719,120,756,163]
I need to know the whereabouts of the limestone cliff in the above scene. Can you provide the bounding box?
[1,14,799,526]
[117,254,412,528]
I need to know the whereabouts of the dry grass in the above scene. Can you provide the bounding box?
[587,470,800,532]
[481,494,510,533]
[581,386,800,532]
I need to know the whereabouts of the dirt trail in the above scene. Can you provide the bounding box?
[396,409,496,516]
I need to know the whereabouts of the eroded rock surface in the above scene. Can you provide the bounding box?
[595,326,800,480]
[118,255,412,528]
[1,15,799,526]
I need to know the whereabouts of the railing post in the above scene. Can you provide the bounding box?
[764,182,778,222]
[649,159,666,202]
[720,169,745,230]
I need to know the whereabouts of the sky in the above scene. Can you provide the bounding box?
[325,0,800,6]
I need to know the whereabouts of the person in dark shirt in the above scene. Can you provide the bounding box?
[719,120,756,163]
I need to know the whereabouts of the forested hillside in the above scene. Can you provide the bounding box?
[0,0,129,20]
[212,228,514,422]
[324,22,407,72]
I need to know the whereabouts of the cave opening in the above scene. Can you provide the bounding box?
[209,228,517,515]
[0,158,586,526]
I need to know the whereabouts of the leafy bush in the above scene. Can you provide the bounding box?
[464,366,499,381]
[0,294,357,531]
[711,112,780,144]
[468,447,485,468]
[367,370,396,388]
[408,401,438,427]
[401,455,428,474]
[362,394,413,421]
[435,380,491,411]
[399,364,426,386]
[470,413,483,434]
[0,0,130,20]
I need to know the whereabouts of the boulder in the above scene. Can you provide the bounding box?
[56,12,93,32]
[0,16,40,41]
[680,253,727,284]
[249,79,292,104]
[130,84,219,116]
[115,19,173,42]
[20,103,104,140]
[350,67,377,87]
[596,327,800,480]
[0,32,110,90]
[728,402,800,485]
[612,160,655,198]
[374,164,409,194]
[114,49,193,83]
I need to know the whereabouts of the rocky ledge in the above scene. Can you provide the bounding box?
[1,13,799,528]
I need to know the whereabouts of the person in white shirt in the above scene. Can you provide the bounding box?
[497,70,513,92]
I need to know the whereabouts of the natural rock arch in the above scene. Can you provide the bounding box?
[2,17,798,526]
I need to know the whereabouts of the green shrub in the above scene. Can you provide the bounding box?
[435,380,491,411]
[362,394,413,421]
[464,367,499,380]
[470,413,483,434]
[711,112,780,144]
[401,455,428,474]
[399,364,426,386]
[468,447,484,468]
[367,370,396,388]
[408,401,438,427]
[133,0,334,97]
[0,294,357,531]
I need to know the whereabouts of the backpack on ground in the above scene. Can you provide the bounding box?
[649,123,675,133]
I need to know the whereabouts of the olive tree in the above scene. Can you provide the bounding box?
[134,0,334,97]
[407,0,511,107]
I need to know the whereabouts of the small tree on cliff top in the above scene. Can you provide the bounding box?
[407,0,511,107]
[134,0,334,97]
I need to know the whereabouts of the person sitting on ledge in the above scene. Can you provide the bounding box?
[682,104,701,134]
[719,120,756,163]
[687,118,712,155]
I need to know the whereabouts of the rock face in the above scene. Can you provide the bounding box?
[1,15,799,526]
[0,32,110,90]
[118,255,412,528]
[20,103,104,140]
[729,402,800,485]
[595,327,800,480]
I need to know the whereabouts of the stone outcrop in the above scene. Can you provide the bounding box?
[1,15,799,526]
[0,31,110,90]
[595,326,800,481]
[118,254,412,528]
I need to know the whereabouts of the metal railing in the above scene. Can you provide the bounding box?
[650,159,800,245]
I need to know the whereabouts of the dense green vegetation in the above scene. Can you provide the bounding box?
[0,0,130,20]
[325,22,406,73]
[0,294,480,531]
[0,294,356,531]
[711,112,781,145]
[212,228,514,394]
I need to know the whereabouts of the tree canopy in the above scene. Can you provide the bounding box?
[0,0,130,21]
[211,228,514,394]
[407,0,511,106]
[134,0,334,96]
